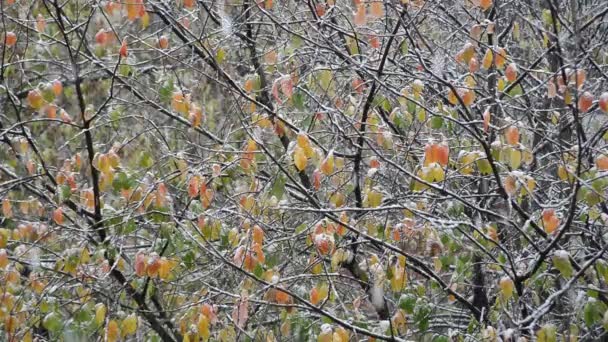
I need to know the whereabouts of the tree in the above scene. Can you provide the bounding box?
[1,0,608,341]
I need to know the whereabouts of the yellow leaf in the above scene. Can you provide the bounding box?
[329,192,345,207]
[297,132,310,148]
[433,257,442,272]
[95,303,106,326]
[293,147,308,171]
[331,249,346,270]
[198,314,210,339]
[106,320,120,342]
[27,90,45,110]
[121,313,138,337]
[318,330,332,342]
[335,327,349,342]
[366,190,382,208]
[508,148,522,169]
[482,49,493,69]
[158,257,172,280]
[557,165,569,181]
[390,266,407,292]
[499,276,514,300]
[431,164,445,182]
[497,78,506,92]
[320,151,335,176]
[141,11,150,29]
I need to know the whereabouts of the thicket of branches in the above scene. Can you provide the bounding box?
[1,0,608,341]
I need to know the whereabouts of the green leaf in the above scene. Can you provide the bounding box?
[467,319,478,334]
[220,232,229,248]
[60,185,71,201]
[476,158,492,175]
[596,260,608,283]
[113,172,128,191]
[392,111,405,128]
[399,294,416,314]
[40,300,51,313]
[433,336,449,342]
[537,324,557,342]
[542,9,553,27]
[216,48,226,64]
[183,250,195,269]
[585,191,601,206]
[291,35,303,49]
[430,116,444,129]
[552,251,573,278]
[253,263,264,278]
[270,175,286,201]
[318,70,332,92]
[110,107,122,128]
[407,99,416,115]
[266,253,279,268]
[346,37,359,55]
[400,40,409,55]
[416,108,427,123]
[292,91,305,110]
[381,98,392,112]
[159,79,174,103]
[416,284,426,297]
[160,223,173,239]
[74,307,92,323]
[386,265,393,280]
[41,86,55,103]
[140,151,154,168]
[120,220,137,235]
[295,223,307,234]
[43,312,62,333]
[507,84,523,97]
[583,300,601,327]
[119,64,131,77]
[413,301,431,331]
